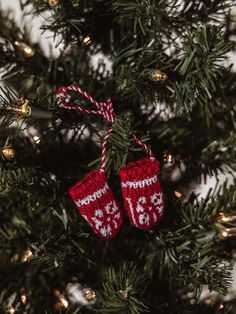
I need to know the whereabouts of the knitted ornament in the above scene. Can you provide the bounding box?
[119,156,164,230]
[69,170,122,239]
[57,86,122,239]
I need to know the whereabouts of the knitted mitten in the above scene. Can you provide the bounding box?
[119,157,163,230]
[69,170,122,239]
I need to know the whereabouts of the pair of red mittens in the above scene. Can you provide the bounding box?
[69,157,164,239]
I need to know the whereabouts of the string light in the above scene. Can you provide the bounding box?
[204,298,212,306]
[147,69,167,82]
[22,249,33,262]
[163,153,174,164]
[61,298,69,308]
[11,253,20,263]
[175,191,182,198]
[83,36,91,45]
[1,138,15,160]
[48,0,60,6]
[5,98,31,119]
[33,136,40,144]
[219,213,230,222]
[82,287,96,301]
[21,292,27,304]
[2,146,15,160]
[203,297,224,309]
[218,212,236,223]
[54,290,69,310]
[14,41,35,58]
[218,212,236,239]
[219,229,229,239]
[219,226,236,239]
[8,307,15,314]
[18,98,31,116]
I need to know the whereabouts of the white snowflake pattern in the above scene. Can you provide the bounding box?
[105,201,118,215]
[139,213,150,225]
[95,209,104,218]
[114,213,121,219]
[92,217,103,230]
[100,225,112,237]
[136,196,147,213]
[151,192,163,206]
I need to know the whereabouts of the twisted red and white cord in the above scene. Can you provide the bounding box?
[57,85,155,172]
[57,86,115,123]
[132,134,155,160]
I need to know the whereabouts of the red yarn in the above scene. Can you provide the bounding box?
[69,170,123,239]
[119,157,164,230]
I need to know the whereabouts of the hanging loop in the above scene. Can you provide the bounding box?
[57,85,155,171]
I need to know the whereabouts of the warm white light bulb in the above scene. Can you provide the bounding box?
[21,293,27,304]
[221,230,228,238]
[61,298,69,308]
[23,249,33,262]
[175,191,182,198]
[9,307,15,314]
[83,36,91,44]
[33,136,40,144]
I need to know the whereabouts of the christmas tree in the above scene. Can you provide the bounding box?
[0,0,236,313]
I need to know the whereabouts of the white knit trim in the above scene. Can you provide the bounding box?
[121,174,158,189]
[76,183,109,207]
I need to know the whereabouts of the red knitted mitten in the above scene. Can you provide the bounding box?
[69,170,122,239]
[119,157,164,230]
